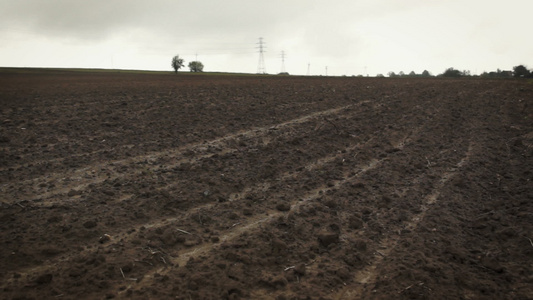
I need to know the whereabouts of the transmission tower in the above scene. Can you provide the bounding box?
[280,50,286,73]
[307,62,310,76]
[256,37,267,74]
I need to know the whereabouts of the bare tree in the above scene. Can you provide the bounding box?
[171,55,184,73]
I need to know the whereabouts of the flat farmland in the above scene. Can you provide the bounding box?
[0,69,532,299]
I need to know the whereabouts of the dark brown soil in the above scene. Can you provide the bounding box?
[1,69,532,299]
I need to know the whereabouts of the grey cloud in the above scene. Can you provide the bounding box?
[1,0,531,74]
[1,0,312,41]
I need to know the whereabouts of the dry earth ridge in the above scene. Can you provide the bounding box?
[0,70,531,299]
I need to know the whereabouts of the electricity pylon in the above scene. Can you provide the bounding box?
[256,37,266,74]
[280,50,286,73]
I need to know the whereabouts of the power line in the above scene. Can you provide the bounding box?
[256,37,266,74]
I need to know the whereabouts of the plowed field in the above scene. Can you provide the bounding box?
[1,70,532,299]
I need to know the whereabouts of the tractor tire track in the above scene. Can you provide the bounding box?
[335,141,476,299]
[2,102,371,204]
[1,120,421,295]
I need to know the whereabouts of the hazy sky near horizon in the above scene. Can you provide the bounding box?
[0,0,531,76]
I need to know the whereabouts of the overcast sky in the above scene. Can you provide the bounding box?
[0,0,531,76]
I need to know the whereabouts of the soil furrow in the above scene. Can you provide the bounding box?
[116,126,423,295]
[0,123,415,290]
[1,102,365,203]
[2,73,531,299]
[335,140,476,299]
[123,158,385,295]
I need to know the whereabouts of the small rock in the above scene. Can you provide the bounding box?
[99,234,111,244]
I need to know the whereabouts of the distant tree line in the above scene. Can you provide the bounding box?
[480,65,533,78]
[385,65,532,78]
[171,54,204,73]
[469,65,531,78]
[511,65,532,78]
[438,68,471,78]
[387,70,433,78]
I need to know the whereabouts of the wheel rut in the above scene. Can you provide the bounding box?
[334,141,476,299]
[1,118,420,294]
[121,127,421,294]
[2,102,369,204]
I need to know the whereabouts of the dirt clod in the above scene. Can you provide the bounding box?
[276,202,291,212]
[35,274,53,285]
[317,231,339,247]
[83,220,97,229]
[1,71,531,300]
